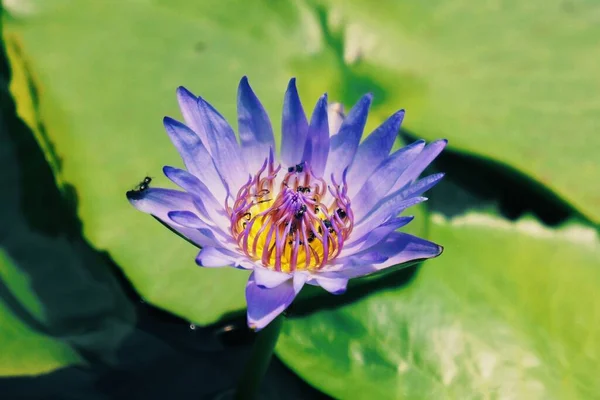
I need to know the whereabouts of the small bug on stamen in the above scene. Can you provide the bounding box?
[323,219,335,233]
[243,212,252,221]
[336,208,347,219]
[297,186,311,193]
[295,204,307,219]
[287,162,305,173]
[307,231,315,243]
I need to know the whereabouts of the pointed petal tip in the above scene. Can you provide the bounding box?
[162,165,175,176]
[239,75,250,89]
[176,86,195,98]
[162,115,181,128]
[248,320,264,332]
[125,190,141,203]
[437,245,444,256]
[286,77,298,91]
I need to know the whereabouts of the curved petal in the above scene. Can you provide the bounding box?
[324,94,372,180]
[347,110,405,196]
[253,267,292,289]
[352,140,425,220]
[195,247,237,268]
[176,86,210,149]
[344,216,414,251]
[302,94,329,178]
[328,232,443,279]
[163,166,229,229]
[168,210,210,229]
[237,76,275,171]
[280,78,309,167]
[352,195,428,240]
[163,117,228,201]
[246,272,307,331]
[327,102,345,136]
[399,173,445,199]
[388,139,448,194]
[196,96,247,191]
[311,276,348,295]
[126,188,215,247]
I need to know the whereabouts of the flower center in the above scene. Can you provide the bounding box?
[228,158,354,272]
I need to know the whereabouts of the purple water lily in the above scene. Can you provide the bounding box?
[128,77,446,330]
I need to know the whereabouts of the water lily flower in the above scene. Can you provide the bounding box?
[128,77,446,330]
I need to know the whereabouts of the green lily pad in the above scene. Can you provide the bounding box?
[277,213,600,399]
[0,35,134,374]
[0,251,81,377]
[316,0,600,223]
[3,0,434,324]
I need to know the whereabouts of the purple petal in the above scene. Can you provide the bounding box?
[389,139,447,193]
[253,267,292,289]
[163,166,229,228]
[127,188,216,248]
[196,96,247,191]
[347,110,405,196]
[352,196,428,240]
[400,173,445,198]
[162,117,228,201]
[344,216,414,251]
[329,232,442,279]
[246,272,306,331]
[237,77,276,172]
[168,210,209,229]
[312,276,348,295]
[195,247,237,268]
[327,103,345,136]
[352,140,425,220]
[176,87,210,149]
[324,94,372,180]
[302,94,329,178]
[280,78,309,167]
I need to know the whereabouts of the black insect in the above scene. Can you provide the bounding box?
[126,176,152,200]
[307,231,315,243]
[294,204,307,219]
[297,186,311,193]
[138,176,152,190]
[322,219,334,233]
[287,163,305,173]
[336,208,347,219]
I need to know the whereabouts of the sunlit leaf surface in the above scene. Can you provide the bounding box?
[277,214,600,399]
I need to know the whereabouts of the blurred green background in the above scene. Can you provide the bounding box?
[1,0,599,398]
